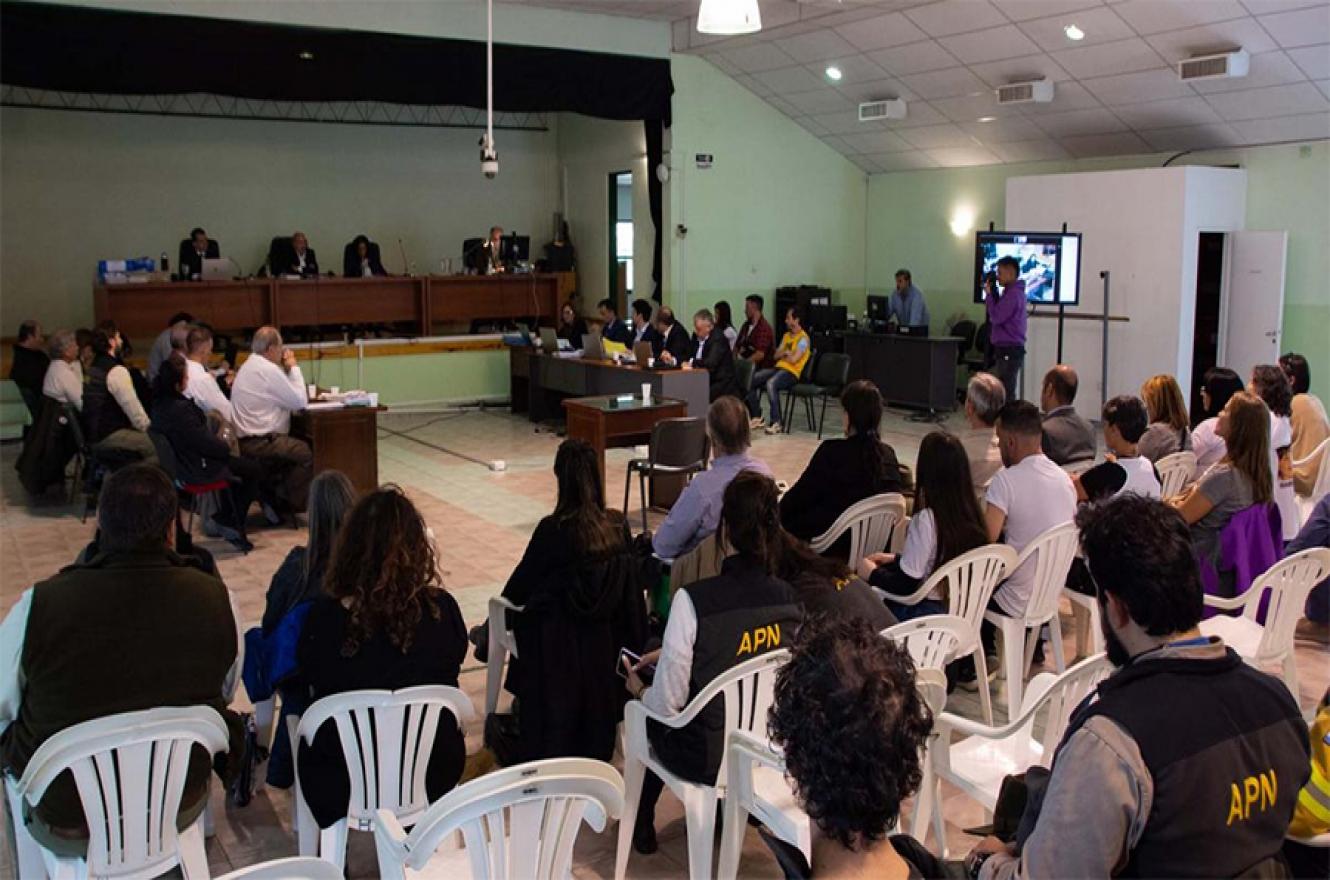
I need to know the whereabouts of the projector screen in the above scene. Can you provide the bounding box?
[973,231,1082,305]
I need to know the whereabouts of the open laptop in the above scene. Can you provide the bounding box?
[201,258,232,281]
[539,327,560,355]
[582,332,606,361]
[632,341,654,366]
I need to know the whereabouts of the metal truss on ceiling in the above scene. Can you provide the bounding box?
[0,87,550,130]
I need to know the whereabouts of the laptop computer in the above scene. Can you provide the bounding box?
[632,341,655,366]
[582,332,606,361]
[201,258,232,281]
[539,327,559,355]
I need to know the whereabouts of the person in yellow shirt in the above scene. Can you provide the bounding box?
[1285,688,1330,877]
[746,306,811,435]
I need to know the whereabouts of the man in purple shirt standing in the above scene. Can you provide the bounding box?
[985,255,1028,402]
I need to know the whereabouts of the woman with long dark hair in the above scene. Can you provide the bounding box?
[713,300,738,351]
[500,439,646,762]
[859,431,989,621]
[1250,364,1299,540]
[776,531,893,631]
[556,301,588,348]
[294,486,468,829]
[1191,367,1245,471]
[621,470,802,857]
[780,379,904,557]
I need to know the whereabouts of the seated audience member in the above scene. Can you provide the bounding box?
[747,306,811,435]
[629,298,660,350]
[295,486,468,830]
[501,439,647,763]
[82,324,155,463]
[653,305,692,365]
[597,298,633,346]
[0,464,243,841]
[734,294,776,368]
[679,308,740,401]
[713,300,739,351]
[40,330,82,411]
[967,494,1309,880]
[148,312,194,383]
[10,319,48,420]
[1281,352,1329,497]
[1138,374,1193,463]
[777,533,893,631]
[652,396,772,559]
[768,617,936,879]
[1285,689,1330,878]
[75,328,94,372]
[780,380,904,555]
[259,469,356,787]
[1192,367,1245,472]
[860,431,988,623]
[178,227,219,280]
[1171,391,1271,573]
[556,301,588,348]
[1290,494,1330,647]
[623,471,802,854]
[343,234,387,277]
[1039,364,1095,465]
[231,326,312,513]
[1251,364,1300,541]
[959,372,1006,493]
[1074,395,1161,502]
[151,353,259,552]
[183,324,233,422]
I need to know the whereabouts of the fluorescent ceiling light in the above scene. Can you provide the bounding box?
[698,0,762,35]
[977,116,996,123]
[825,65,843,81]
[1064,24,1085,41]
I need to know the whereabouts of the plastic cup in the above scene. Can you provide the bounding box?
[307,384,317,400]
[641,383,652,404]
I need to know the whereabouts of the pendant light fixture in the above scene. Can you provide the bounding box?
[697,0,762,35]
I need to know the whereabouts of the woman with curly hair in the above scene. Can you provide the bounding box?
[768,616,935,877]
[294,485,468,829]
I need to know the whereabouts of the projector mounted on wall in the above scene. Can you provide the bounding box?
[858,99,907,122]
[1178,49,1249,82]
[996,79,1054,106]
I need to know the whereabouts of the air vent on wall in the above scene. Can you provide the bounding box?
[1178,49,1249,82]
[996,79,1053,105]
[859,98,907,122]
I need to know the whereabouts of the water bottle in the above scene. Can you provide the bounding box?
[160,251,169,276]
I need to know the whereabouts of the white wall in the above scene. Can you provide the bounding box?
[1006,167,1246,419]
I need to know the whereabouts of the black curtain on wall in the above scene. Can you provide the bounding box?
[645,119,665,303]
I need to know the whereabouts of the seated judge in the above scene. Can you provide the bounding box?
[274,232,319,278]
[343,235,387,278]
[630,299,661,350]
[480,226,505,275]
[597,299,633,346]
[681,308,740,401]
[887,269,929,330]
[653,306,692,365]
[556,302,588,348]
[178,227,219,281]
[1040,364,1096,465]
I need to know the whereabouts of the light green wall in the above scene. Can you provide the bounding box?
[664,55,869,319]
[865,141,1330,391]
[296,348,512,406]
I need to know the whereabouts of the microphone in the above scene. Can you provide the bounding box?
[398,237,411,276]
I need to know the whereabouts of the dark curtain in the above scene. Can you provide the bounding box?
[645,119,665,303]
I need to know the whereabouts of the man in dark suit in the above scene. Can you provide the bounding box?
[597,299,633,346]
[654,306,692,366]
[683,308,740,401]
[1040,364,1096,465]
[629,299,661,352]
[280,231,319,278]
[479,226,505,275]
[178,227,219,280]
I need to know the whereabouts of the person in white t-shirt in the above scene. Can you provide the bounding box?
[1250,365,1298,541]
[231,326,312,513]
[1074,395,1161,502]
[982,401,1077,673]
[182,324,233,424]
[1191,368,1245,473]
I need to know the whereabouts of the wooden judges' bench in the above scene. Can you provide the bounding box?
[94,274,562,338]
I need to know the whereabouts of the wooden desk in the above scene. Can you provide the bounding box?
[94,279,273,339]
[563,395,687,503]
[291,405,383,495]
[428,274,560,331]
[516,351,711,420]
[273,276,426,329]
[842,333,962,411]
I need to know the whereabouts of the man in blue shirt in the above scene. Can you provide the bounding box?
[888,269,930,329]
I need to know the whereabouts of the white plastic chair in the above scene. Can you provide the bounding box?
[291,685,476,872]
[1200,548,1330,707]
[880,544,1019,725]
[374,758,624,880]
[930,654,1112,857]
[809,492,907,560]
[1293,436,1330,527]
[881,614,970,672]
[217,856,345,879]
[484,596,524,716]
[3,706,229,880]
[615,649,791,880]
[1156,450,1197,499]
[983,521,1080,721]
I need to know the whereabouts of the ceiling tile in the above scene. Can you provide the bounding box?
[732,74,774,97]
[1145,16,1280,63]
[898,122,980,148]
[881,100,952,128]
[929,144,1004,166]
[931,92,1019,122]
[836,76,916,103]
[1189,50,1309,93]
[1081,68,1196,105]
[899,66,991,99]
[765,95,801,117]
[1287,44,1330,79]
[820,135,855,154]
[1204,80,1330,119]
[866,40,962,75]
[848,154,881,173]
[1228,110,1330,139]
[811,109,880,134]
[774,29,861,63]
[753,65,828,93]
[793,114,830,136]
[717,42,799,73]
[839,129,916,153]
[991,0,1106,23]
[940,25,1042,64]
[1017,5,1137,51]
[904,0,1010,37]
[1061,130,1154,156]
[1258,5,1330,49]
[865,151,941,171]
[805,54,892,84]
[1019,80,1104,113]
[783,88,857,114]
[1318,78,1330,99]
[1140,122,1244,150]
[962,115,1052,142]
[704,52,743,76]
[835,12,931,52]
[969,54,1073,88]
[990,138,1074,161]
[1033,106,1129,135]
[1053,37,1170,78]
[1112,95,1225,129]
[1112,0,1249,35]
[1238,0,1327,14]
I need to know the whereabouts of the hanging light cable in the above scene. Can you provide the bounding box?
[697,0,762,35]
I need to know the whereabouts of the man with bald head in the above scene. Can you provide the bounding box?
[230,327,312,513]
[1040,364,1096,465]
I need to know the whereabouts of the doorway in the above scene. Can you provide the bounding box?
[608,171,633,312]
[1190,232,1225,424]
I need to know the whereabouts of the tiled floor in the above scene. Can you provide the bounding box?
[1,406,1325,878]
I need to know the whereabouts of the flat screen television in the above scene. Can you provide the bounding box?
[973,231,1082,305]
